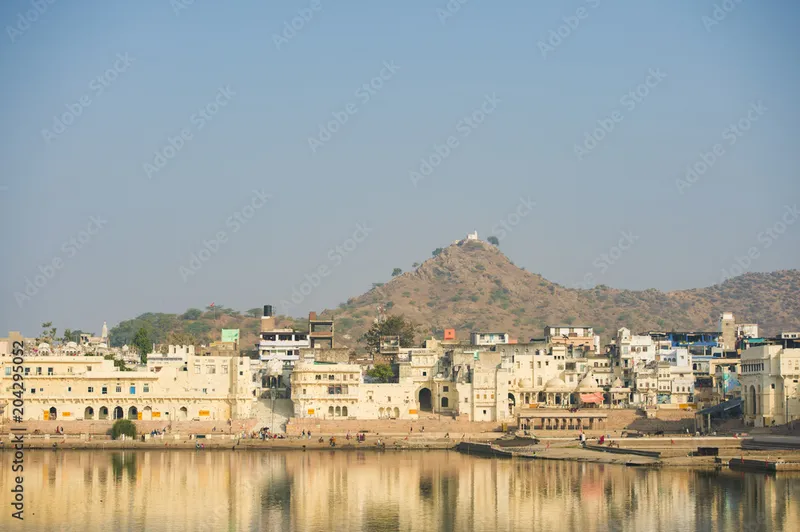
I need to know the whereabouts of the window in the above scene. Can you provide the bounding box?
[30,388,36,394]
[302,388,306,394]
[36,367,42,375]
[422,371,427,377]
[443,386,449,392]
[116,386,122,393]
[47,367,54,375]
[4,368,10,376]
[387,397,391,403]
[67,387,72,392]
[771,384,775,389]
[221,365,228,374]
[130,386,136,394]
[194,365,201,374]
[315,375,322,380]
[207,366,216,374]
[329,375,334,380]
[67,367,73,374]
[87,366,92,372]
[202,388,208,394]
[102,386,107,395]
[144,385,149,393]
[465,398,469,403]
[88,387,94,393]
[24,368,29,375]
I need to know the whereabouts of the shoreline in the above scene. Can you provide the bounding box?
[5,436,799,471]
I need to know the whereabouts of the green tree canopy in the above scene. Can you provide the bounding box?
[246,307,262,318]
[432,248,443,257]
[132,327,151,364]
[487,236,499,246]
[359,315,418,352]
[366,364,395,383]
[181,308,203,320]
[111,419,136,440]
[391,268,403,277]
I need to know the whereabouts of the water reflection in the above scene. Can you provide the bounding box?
[0,450,797,531]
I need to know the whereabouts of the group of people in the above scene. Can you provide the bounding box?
[301,430,313,440]
[54,426,65,435]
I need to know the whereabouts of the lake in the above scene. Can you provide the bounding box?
[1,450,797,531]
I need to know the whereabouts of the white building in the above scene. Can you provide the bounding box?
[740,340,800,427]
[470,332,509,346]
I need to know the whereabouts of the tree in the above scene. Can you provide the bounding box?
[487,236,499,246]
[181,308,203,320]
[392,268,403,277]
[246,308,262,318]
[412,262,420,268]
[62,329,73,343]
[366,364,395,383]
[40,322,56,343]
[132,327,151,364]
[432,248,443,257]
[111,419,136,440]
[359,315,418,352]
[166,331,198,347]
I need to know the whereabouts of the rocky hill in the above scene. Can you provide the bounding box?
[322,239,800,348]
[106,239,799,352]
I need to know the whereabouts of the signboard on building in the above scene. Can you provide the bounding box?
[199,410,210,417]
[221,329,240,342]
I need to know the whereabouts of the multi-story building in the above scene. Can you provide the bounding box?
[470,332,509,346]
[740,336,800,427]
[545,326,598,353]
[0,346,257,422]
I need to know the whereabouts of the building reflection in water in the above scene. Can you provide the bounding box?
[0,451,797,531]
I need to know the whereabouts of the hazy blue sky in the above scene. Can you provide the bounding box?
[1,0,798,336]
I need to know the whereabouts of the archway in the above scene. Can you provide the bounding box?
[84,407,94,420]
[113,406,124,420]
[379,407,385,418]
[393,407,400,418]
[342,406,348,417]
[441,397,449,408]
[143,406,152,420]
[328,406,334,417]
[555,394,562,405]
[178,407,188,420]
[48,407,57,420]
[537,392,546,403]
[99,406,109,420]
[418,388,432,411]
[507,393,516,416]
[335,406,341,417]
[128,406,138,420]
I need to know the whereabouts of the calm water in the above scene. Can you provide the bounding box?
[1,450,797,531]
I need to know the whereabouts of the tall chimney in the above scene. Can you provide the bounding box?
[309,311,317,321]
[264,305,273,318]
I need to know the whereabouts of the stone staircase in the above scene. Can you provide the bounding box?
[250,398,293,433]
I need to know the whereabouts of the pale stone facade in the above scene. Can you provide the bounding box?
[740,343,800,427]
[0,347,257,422]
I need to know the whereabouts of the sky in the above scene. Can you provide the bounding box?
[1,0,798,336]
